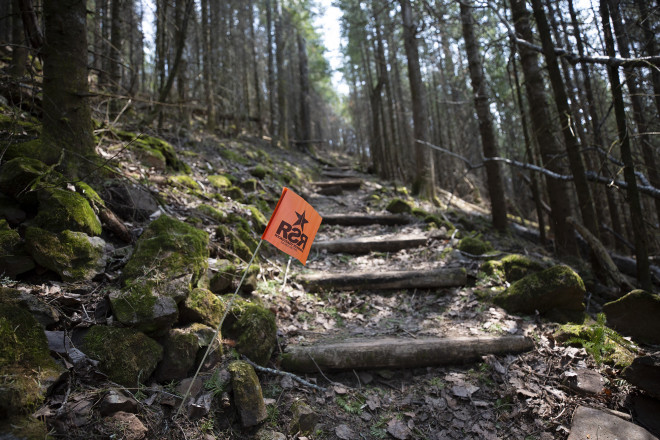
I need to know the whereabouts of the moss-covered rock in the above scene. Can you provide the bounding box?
[181,322,223,367]
[82,326,163,387]
[493,265,585,321]
[0,192,26,225]
[197,203,227,223]
[208,174,233,189]
[241,264,260,294]
[133,144,167,170]
[289,400,318,435]
[0,287,59,328]
[480,254,545,283]
[0,156,49,199]
[385,198,413,214]
[109,280,180,335]
[224,186,245,201]
[247,205,268,233]
[603,290,660,345]
[122,215,209,288]
[115,130,190,173]
[216,224,253,262]
[210,261,237,294]
[228,360,268,427]
[24,227,107,281]
[222,297,276,366]
[179,288,225,327]
[250,165,270,179]
[35,188,102,236]
[169,175,200,190]
[1,138,60,165]
[0,220,35,277]
[239,178,258,192]
[458,235,493,255]
[153,328,199,382]
[0,303,64,418]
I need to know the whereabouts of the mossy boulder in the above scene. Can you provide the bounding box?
[24,227,107,281]
[153,328,199,382]
[385,198,413,214]
[115,130,190,173]
[239,178,258,192]
[241,264,260,294]
[250,165,270,179]
[0,287,59,328]
[208,174,233,189]
[228,360,268,427]
[169,175,200,190]
[0,220,35,277]
[224,186,245,201]
[216,224,253,262]
[35,188,102,236]
[222,297,276,366]
[133,144,167,170]
[109,279,180,335]
[289,400,318,435]
[458,235,493,255]
[0,156,49,199]
[122,215,209,288]
[480,254,545,283]
[0,192,26,225]
[247,205,268,233]
[82,326,163,387]
[0,303,64,418]
[603,290,660,345]
[181,322,223,367]
[493,265,585,320]
[197,203,227,223]
[179,288,225,327]
[210,261,237,294]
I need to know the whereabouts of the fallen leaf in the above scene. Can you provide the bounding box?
[387,418,412,440]
[335,424,355,440]
[451,384,479,398]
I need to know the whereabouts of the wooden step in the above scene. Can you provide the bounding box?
[314,178,363,191]
[314,234,427,254]
[281,335,534,373]
[321,170,358,179]
[299,267,467,291]
[321,213,412,226]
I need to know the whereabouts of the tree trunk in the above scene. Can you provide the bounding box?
[509,0,577,256]
[42,0,95,178]
[459,0,508,232]
[11,0,28,77]
[275,0,288,147]
[200,0,215,130]
[599,0,652,291]
[108,0,123,117]
[281,335,532,373]
[399,0,435,200]
[266,0,276,146]
[297,33,311,153]
[249,0,262,135]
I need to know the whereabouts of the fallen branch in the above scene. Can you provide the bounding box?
[241,356,326,392]
[281,335,534,373]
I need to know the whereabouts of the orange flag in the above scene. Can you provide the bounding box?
[262,187,322,265]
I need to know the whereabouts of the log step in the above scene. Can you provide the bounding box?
[299,267,467,291]
[281,335,534,373]
[321,213,413,226]
[314,178,363,191]
[314,234,427,254]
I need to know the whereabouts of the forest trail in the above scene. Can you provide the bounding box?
[253,163,650,440]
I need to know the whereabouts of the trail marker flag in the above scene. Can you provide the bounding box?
[262,187,322,265]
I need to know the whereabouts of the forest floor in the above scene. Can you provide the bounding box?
[3,123,652,440]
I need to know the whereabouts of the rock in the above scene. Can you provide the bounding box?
[604,290,660,345]
[176,377,204,400]
[562,369,605,395]
[0,157,49,199]
[289,400,318,435]
[222,297,277,366]
[208,174,232,189]
[0,303,64,418]
[335,424,356,440]
[82,326,163,387]
[24,227,107,281]
[187,392,213,419]
[179,288,225,327]
[624,354,660,399]
[35,188,102,236]
[181,323,223,368]
[480,254,545,283]
[104,411,148,440]
[0,287,59,328]
[493,265,585,320]
[228,360,267,427]
[216,224,253,261]
[153,328,199,382]
[458,235,493,255]
[387,417,413,440]
[209,261,236,294]
[239,178,258,192]
[256,429,287,440]
[99,390,139,416]
[250,165,269,179]
[0,220,35,277]
[0,193,26,225]
[109,280,180,335]
[102,183,159,222]
[386,198,413,214]
[567,406,657,440]
[224,186,245,201]
[122,215,209,289]
[631,394,660,438]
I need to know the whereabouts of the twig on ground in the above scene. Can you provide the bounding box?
[240,356,326,392]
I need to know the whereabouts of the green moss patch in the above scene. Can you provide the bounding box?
[480,254,545,284]
[385,198,413,214]
[247,205,268,233]
[603,290,660,345]
[197,203,227,223]
[228,360,267,427]
[221,297,277,366]
[0,157,49,199]
[82,326,163,387]
[154,328,199,382]
[208,174,233,189]
[458,235,493,255]
[179,288,225,328]
[216,224,253,262]
[210,261,237,294]
[493,265,585,321]
[35,188,102,236]
[169,175,200,190]
[109,279,180,335]
[224,186,245,201]
[115,130,190,173]
[250,165,270,179]
[122,215,209,287]
[24,227,106,281]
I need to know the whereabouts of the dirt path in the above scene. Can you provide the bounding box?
[251,166,629,440]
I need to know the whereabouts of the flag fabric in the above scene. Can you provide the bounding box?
[262,187,322,265]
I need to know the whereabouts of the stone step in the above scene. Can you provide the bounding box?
[321,213,412,226]
[567,406,658,440]
[314,178,363,192]
[314,234,427,254]
[298,267,467,291]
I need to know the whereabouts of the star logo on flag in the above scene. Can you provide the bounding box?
[293,210,309,232]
